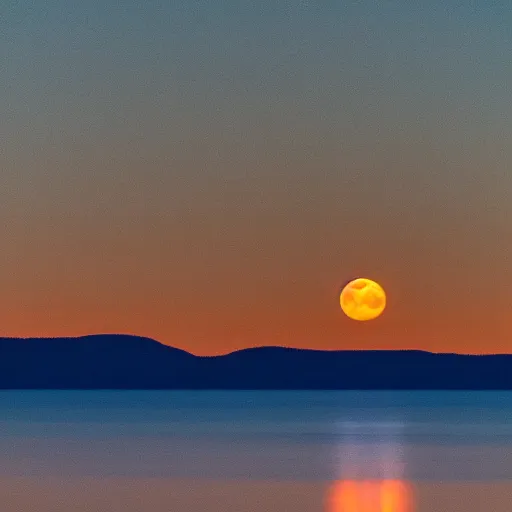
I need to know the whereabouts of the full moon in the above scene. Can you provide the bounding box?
[340,278,386,321]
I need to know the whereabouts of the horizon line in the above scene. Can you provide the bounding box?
[0,333,509,357]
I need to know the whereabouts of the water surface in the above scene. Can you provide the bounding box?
[0,391,510,510]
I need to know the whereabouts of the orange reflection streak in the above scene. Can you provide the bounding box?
[327,479,414,512]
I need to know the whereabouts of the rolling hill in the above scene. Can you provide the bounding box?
[0,334,509,389]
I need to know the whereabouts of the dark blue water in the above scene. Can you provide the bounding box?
[0,391,510,481]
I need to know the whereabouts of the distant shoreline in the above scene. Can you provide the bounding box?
[0,334,511,390]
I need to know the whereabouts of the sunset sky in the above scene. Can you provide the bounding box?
[2,1,511,355]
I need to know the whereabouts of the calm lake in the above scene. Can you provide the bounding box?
[0,390,510,511]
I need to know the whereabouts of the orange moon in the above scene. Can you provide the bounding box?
[340,278,386,321]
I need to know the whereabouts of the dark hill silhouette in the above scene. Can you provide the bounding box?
[0,334,511,389]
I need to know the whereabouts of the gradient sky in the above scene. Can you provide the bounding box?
[2,0,511,355]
